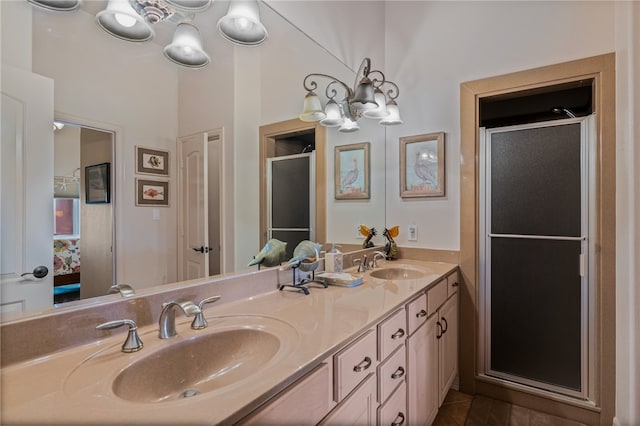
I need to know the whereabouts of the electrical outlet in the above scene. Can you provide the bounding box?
[408,224,418,241]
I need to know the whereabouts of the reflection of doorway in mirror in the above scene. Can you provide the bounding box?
[53,121,115,303]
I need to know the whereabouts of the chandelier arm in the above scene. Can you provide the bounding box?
[354,57,372,88]
[325,80,351,101]
[303,73,351,95]
[381,81,400,101]
[367,70,387,88]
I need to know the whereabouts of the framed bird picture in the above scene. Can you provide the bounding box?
[136,146,169,176]
[335,142,370,200]
[400,132,445,198]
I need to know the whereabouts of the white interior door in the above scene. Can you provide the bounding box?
[1,65,54,317]
[179,133,208,280]
[178,129,223,280]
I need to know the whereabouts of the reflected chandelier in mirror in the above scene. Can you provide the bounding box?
[26,0,268,68]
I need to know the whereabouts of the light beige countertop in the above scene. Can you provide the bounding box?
[1,259,457,425]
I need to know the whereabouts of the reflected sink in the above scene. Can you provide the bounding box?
[114,328,280,403]
[63,315,299,404]
[369,267,425,280]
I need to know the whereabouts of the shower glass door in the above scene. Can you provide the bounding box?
[267,152,315,260]
[479,117,595,400]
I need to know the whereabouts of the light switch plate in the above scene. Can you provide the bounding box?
[408,224,418,241]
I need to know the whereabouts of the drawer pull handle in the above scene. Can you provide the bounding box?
[391,329,405,340]
[436,321,443,339]
[451,282,459,287]
[391,366,405,379]
[441,317,448,334]
[353,356,372,372]
[391,412,405,426]
[416,309,427,318]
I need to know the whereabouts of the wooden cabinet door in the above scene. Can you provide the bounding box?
[238,363,332,425]
[407,315,439,426]
[438,295,458,405]
[320,374,377,426]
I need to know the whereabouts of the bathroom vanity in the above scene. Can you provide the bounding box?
[0,257,459,425]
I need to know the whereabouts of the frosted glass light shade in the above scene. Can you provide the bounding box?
[363,88,390,119]
[339,118,360,133]
[217,0,268,46]
[320,100,344,127]
[163,22,210,68]
[164,0,212,12]
[379,99,403,125]
[299,91,326,122]
[96,0,154,42]
[27,0,81,12]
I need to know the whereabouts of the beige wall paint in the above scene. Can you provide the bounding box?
[80,128,113,299]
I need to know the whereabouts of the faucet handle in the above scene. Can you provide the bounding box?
[96,319,143,353]
[191,295,222,330]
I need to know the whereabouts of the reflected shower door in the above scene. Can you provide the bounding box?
[267,152,315,261]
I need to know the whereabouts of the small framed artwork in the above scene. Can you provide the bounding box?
[136,146,169,176]
[335,142,370,200]
[136,178,169,207]
[400,132,445,198]
[85,162,110,204]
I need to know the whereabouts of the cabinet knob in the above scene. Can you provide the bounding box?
[391,412,405,426]
[416,309,427,318]
[353,356,372,372]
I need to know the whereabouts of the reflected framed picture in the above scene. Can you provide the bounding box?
[400,132,445,198]
[136,146,169,176]
[335,142,370,200]
[85,162,110,204]
[136,178,169,207]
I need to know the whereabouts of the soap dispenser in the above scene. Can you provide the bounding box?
[325,244,343,273]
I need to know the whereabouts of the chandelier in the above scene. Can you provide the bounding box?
[299,58,402,133]
[26,0,268,69]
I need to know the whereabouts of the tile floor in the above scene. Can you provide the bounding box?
[432,390,588,426]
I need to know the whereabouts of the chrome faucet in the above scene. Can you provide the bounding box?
[353,255,369,273]
[371,251,387,268]
[96,319,143,353]
[191,295,222,330]
[158,299,201,339]
[108,283,136,298]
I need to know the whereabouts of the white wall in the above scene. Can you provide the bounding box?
[383,1,615,249]
[29,4,179,289]
[53,126,80,179]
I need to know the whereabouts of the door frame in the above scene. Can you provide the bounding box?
[259,119,326,248]
[459,53,615,424]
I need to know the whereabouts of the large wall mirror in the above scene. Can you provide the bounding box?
[0,0,386,321]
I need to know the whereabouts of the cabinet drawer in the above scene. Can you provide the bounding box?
[427,279,447,315]
[406,293,427,336]
[239,363,331,425]
[334,329,377,402]
[378,309,406,361]
[378,381,407,426]
[447,270,460,297]
[378,345,406,404]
